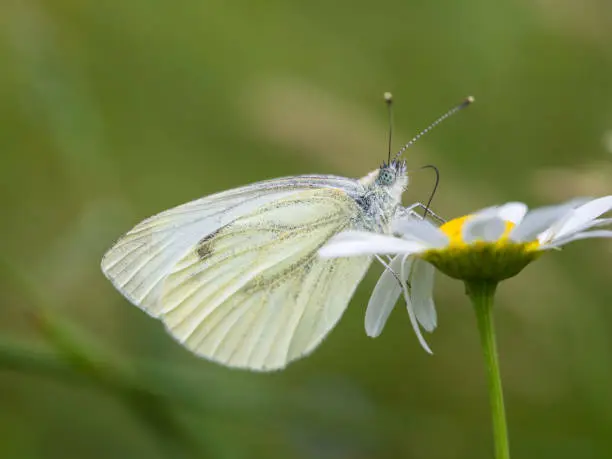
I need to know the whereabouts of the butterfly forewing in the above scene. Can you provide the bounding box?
[101,176,364,314]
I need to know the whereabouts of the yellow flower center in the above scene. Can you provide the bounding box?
[421,215,542,282]
[438,215,515,246]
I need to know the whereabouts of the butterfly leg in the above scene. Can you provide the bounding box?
[374,254,412,290]
[403,202,446,224]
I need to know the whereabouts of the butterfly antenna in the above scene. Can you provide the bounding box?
[393,96,474,161]
[420,164,440,220]
[384,92,393,163]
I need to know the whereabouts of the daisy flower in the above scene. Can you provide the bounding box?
[319,196,612,459]
[321,197,612,344]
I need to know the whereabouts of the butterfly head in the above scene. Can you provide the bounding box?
[359,159,408,200]
[376,159,407,187]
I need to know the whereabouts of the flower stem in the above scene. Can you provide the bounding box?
[466,281,510,459]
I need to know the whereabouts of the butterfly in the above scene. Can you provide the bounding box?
[101,95,472,371]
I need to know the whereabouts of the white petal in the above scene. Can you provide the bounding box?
[410,259,437,332]
[496,202,528,224]
[469,203,526,222]
[392,218,449,248]
[540,230,612,249]
[319,231,427,258]
[400,255,433,354]
[470,205,500,219]
[536,199,595,242]
[365,255,406,337]
[557,217,612,236]
[588,217,612,229]
[509,204,575,242]
[553,196,612,240]
[463,216,506,243]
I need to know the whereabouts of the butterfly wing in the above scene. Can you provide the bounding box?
[101,175,362,314]
[102,179,371,370]
[166,255,371,370]
[160,189,372,370]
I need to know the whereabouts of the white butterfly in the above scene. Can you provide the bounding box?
[101,97,472,371]
[102,161,430,369]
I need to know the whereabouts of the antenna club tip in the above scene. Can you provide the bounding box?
[383,92,393,102]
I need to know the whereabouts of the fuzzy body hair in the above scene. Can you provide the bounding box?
[352,160,408,233]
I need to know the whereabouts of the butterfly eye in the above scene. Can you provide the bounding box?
[377,167,396,186]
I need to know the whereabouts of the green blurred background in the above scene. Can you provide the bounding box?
[1,0,612,458]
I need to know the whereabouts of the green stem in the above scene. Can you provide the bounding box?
[466,281,510,459]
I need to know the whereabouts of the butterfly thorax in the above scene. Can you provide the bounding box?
[355,160,408,233]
